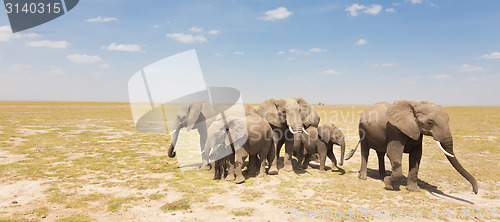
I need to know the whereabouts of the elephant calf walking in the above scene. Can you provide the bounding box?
[300,124,346,172]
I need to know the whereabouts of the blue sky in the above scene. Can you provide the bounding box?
[0,0,499,105]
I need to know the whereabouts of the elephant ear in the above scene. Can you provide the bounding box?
[224,116,248,148]
[317,125,331,143]
[387,100,420,140]
[257,99,284,128]
[187,102,203,130]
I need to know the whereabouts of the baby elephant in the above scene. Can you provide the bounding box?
[300,124,346,171]
[205,114,277,184]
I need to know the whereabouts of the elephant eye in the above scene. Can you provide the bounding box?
[428,120,434,125]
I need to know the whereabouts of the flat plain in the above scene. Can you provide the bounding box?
[0,102,498,221]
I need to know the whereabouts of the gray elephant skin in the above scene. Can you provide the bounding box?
[167,102,257,162]
[346,100,478,194]
[300,124,346,172]
[205,114,278,184]
[257,97,320,172]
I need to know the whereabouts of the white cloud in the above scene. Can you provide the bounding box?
[287,48,311,55]
[276,51,285,55]
[288,48,297,53]
[434,74,451,80]
[166,33,207,43]
[409,0,423,4]
[100,64,111,69]
[286,57,296,61]
[372,63,398,67]
[46,66,66,75]
[309,48,327,53]
[189,26,203,32]
[459,64,485,72]
[354,39,367,45]
[26,40,69,49]
[345,4,366,16]
[0,25,39,42]
[214,53,224,57]
[85,17,118,22]
[233,51,244,55]
[208,30,219,35]
[153,24,160,28]
[346,4,383,16]
[8,64,32,73]
[66,54,102,63]
[103,43,142,52]
[364,5,383,15]
[319,69,340,75]
[259,7,293,21]
[386,8,396,13]
[479,52,500,59]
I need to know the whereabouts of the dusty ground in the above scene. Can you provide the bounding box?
[0,102,498,221]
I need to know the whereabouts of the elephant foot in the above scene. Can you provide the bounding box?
[379,173,386,180]
[319,170,326,174]
[301,164,308,170]
[406,183,421,192]
[235,175,245,184]
[358,173,367,180]
[213,175,221,180]
[226,174,235,181]
[283,164,293,172]
[384,176,399,191]
[200,164,211,171]
[268,167,278,175]
[257,173,265,178]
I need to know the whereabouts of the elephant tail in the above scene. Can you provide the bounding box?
[344,140,360,161]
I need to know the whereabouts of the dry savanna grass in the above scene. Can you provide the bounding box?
[0,101,498,221]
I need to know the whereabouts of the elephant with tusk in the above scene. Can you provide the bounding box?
[345,100,478,194]
[257,97,320,172]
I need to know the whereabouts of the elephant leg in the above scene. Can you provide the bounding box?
[296,144,305,169]
[213,160,222,180]
[407,144,422,192]
[283,140,293,172]
[257,149,269,178]
[327,149,338,171]
[247,155,259,175]
[235,149,247,184]
[302,154,311,169]
[384,140,405,191]
[358,140,370,180]
[318,151,327,172]
[271,131,283,172]
[199,127,210,170]
[376,151,386,180]
[225,152,235,181]
[267,140,278,175]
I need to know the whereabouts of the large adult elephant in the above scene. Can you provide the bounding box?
[346,100,478,193]
[167,102,258,167]
[257,97,320,172]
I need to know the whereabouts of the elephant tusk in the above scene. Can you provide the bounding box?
[167,129,177,136]
[288,125,298,134]
[302,127,309,135]
[200,149,205,154]
[208,148,214,157]
[435,141,455,158]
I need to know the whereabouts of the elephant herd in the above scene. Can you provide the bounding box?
[166,98,478,194]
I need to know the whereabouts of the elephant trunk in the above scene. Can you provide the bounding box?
[339,139,345,166]
[440,137,478,194]
[167,127,181,158]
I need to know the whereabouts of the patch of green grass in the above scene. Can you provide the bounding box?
[160,199,190,212]
[205,205,225,210]
[44,187,74,204]
[56,214,94,222]
[148,193,165,201]
[28,206,49,217]
[231,207,255,216]
[107,196,142,212]
[239,189,263,202]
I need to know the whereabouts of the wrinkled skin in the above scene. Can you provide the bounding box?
[205,114,277,184]
[351,100,478,193]
[300,124,346,172]
[257,98,319,172]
